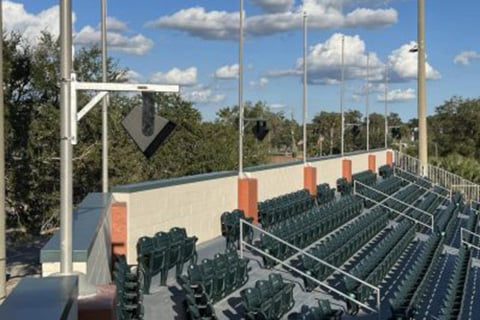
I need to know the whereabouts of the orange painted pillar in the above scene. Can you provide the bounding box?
[368,154,376,172]
[111,202,127,257]
[386,151,393,166]
[238,177,258,224]
[304,166,317,196]
[342,159,352,183]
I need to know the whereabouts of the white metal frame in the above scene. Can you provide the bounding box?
[353,180,434,230]
[69,73,179,144]
[461,227,480,251]
[239,219,382,318]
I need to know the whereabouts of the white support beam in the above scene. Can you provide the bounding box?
[73,80,179,93]
[77,92,108,121]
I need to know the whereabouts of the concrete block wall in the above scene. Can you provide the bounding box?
[113,149,390,264]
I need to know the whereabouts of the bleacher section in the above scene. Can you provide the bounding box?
[128,164,480,320]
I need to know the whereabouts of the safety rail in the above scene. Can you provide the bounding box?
[353,180,434,230]
[239,219,382,319]
[451,184,480,201]
[392,168,451,201]
[461,228,480,251]
[395,151,480,201]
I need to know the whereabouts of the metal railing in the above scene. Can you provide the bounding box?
[239,219,382,318]
[353,180,434,230]
[394,151,480,201]
[460,227,480,251]
[393,167,451,201]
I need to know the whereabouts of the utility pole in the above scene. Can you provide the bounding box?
[238,0,244,176]
[101,0,108,192]
[384,62,388,149]
[417,0,428,176]
[60,0,73,274]
[340,35,345,157]
[302,12,308,164]
[366,54,370,152]
[0,0,7,299]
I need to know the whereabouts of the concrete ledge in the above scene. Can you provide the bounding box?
[40,193,112,263]
[0,276,78,320]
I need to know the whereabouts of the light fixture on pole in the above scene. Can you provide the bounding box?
[238,0,244,176]
[101,0,108,192]
[302,12,308,164]
[340,35,345,157]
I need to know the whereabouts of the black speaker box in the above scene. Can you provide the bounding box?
[122,105,176,158]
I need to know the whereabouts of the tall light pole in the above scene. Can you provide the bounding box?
[60,0,73,274]
[365,53,370,152]
[302,12,307,164]
[384,62,389,149]
[417,0,428,176]
[340,35,345,157]
[0,0,6,300]
[101,0,108,192]
[238,0,244,176]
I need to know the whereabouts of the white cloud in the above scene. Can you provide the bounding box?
[125,70,143,83]
[149,1,398,40]
[377,88,416,103]
[214,64,239,79]
[387,41,441,81]
[3,1,64,44]
[147,7,239,40]
[250,77,269,88]
[105,17,128,32]
[251,0,294,13]
[150,67,198,86]
[454,51,480,65]
[74,25,154,55]
[182,86,226,104]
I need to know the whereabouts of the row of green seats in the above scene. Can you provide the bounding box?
[435,201,459,237]
[136,227,198,294]
[113,255,144,320]
[299,300,343,320]
[240,273,295,320]
[360,176,406,208]
[352,170,377,188]
[316,183,335,205]
[346,221,414,292]
[260,195,363,268]
[379,164,394,179]
[336,177,352,196]
[177,275,217,320]
[440,247,470,320]
[389,234,442,318]
[258,189,315,228]
[220,209,253,249]
[386,183,426,218]
[187,248,250,303]
[302,208,388,291]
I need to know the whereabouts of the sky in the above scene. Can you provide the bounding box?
[3,0,480,122]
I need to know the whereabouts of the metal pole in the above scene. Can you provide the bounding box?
[60,0,73,274]
[340,35,345,156]
[0,0,6,299]
[302,12,307,164]
[238,0,244,176]
[417,0,428,176]
[101,0,108,192]
[384,62,388,149]
[366,53,370,152]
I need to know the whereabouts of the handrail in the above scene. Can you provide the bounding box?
[461,227,480,251]
[239,219,381,318]
[393,170,450,201]
[451,184,480,200]
[353,180,434,230]
[394,166,451,194]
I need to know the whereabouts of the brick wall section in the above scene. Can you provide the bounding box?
[386,151,393,166]
[342,159,352,182]
[238,178,258,224]
[303,166,317,196]
[368,155,376,172]
[111,202,127,257]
